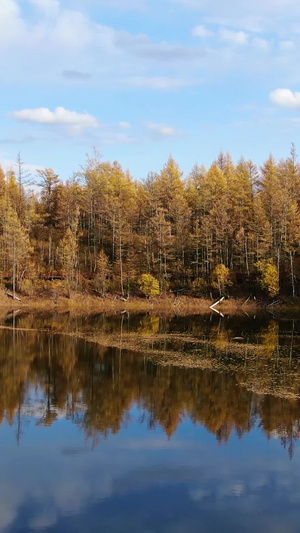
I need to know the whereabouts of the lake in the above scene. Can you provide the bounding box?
[1,310,300,532]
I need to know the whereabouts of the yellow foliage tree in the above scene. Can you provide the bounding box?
[255,259,279,297]
[59,220,78,297]
[139,274,160,298]
[96,250,110,296]
[212,264,231,296]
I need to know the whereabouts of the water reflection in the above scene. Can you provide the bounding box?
[0,312,300,451]
[0,312,300,532]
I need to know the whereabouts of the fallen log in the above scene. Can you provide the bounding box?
[210,296,225,310]
[267,299,280,308]
[5,291,22,301]
[242,294,252,308]
[211,307,224,317]
[5,309,22,320]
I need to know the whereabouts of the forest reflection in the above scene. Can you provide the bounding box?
[1,311,300,457]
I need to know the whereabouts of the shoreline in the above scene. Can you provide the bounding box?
[0,291,299,316]
[0,293,259,315]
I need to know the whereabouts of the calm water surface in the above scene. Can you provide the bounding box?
[1,311,300,532]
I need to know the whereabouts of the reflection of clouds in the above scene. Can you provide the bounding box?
[0,426,300,531]
[0,484,22,529]
[21,399,87,422]
[186,454,300,518]
[29,509,57,531]
[54,479,91,515]
[190,488,212,501]
[229,482,245,496]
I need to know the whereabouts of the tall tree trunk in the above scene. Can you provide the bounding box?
[13,236,16,299]
[245,235,249,276]
[119,231,123,296]
[290,250,295,297]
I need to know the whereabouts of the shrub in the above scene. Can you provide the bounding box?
[212,264,232,296]
[139,274,160,298]
[255,259,279,297]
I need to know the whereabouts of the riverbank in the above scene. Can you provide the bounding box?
[2,288,300,317]
[0,291,261,315]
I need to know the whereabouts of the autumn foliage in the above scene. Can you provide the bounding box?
[0,146,300,298]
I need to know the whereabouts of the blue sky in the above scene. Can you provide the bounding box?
[1,0,300,181]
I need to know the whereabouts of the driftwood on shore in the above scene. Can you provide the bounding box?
[5,291,22,301]
[210,297,225,309]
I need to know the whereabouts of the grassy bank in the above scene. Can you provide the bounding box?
[0,291,260,315]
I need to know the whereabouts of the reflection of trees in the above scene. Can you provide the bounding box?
[0,312,300,455]
[261,320,279,357]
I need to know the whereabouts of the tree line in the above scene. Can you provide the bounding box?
[1,146,300,298]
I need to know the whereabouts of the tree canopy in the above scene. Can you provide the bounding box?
[1,146,300,298]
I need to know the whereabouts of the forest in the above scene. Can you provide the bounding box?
[1,146,300,300]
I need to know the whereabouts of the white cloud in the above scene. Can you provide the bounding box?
[270,88,300,110]
[192,25,214,38]
[0,0,298,102]
[219,28,249,46]
[0,3,206,88]
[0,0,19,19]
[0,0,292,95]
[50,10,99,52]
[10,107,99,128]
[144,121,180,137]
[0,0,23,46]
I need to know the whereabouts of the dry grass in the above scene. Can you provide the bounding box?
[11,324,300,401]
[1,292,258,316]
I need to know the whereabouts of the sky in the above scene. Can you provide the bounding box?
[1,0,300,181]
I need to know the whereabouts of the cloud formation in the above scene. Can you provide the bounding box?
[1,0,300,176]
[192,25,214,38]
[219,28,248,46]
[270,89,300,110]
[0,0,298,93]
[11,107,99,128]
